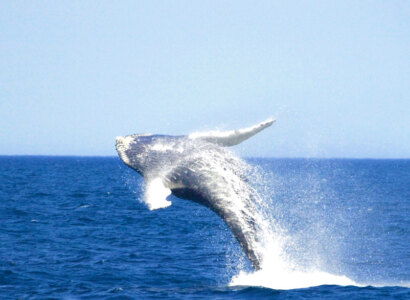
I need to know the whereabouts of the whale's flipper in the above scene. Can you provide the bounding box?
[144,178,172,210]
[188,118,275,147]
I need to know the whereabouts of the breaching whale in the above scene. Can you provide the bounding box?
[116,118,275,270]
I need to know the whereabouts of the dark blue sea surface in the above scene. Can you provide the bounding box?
[0,156,409,299]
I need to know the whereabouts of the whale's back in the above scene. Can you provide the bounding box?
[160,141,264,269]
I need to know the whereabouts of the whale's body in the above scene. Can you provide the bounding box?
[116,119,274,270]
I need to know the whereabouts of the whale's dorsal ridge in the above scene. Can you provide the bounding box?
[188,118,275,147]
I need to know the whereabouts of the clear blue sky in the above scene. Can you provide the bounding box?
[1,1,409,158]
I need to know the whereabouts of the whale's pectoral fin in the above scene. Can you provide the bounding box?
[188,118,275,147]
[144,178,172,210]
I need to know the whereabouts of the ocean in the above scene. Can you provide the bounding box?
[0,156,408,299]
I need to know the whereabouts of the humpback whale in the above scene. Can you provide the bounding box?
[116,118,275,270]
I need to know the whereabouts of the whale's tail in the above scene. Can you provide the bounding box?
[188,118,275,147]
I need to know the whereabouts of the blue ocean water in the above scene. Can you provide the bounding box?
[0,156,408,299]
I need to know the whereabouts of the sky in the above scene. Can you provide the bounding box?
[0,1,409,158]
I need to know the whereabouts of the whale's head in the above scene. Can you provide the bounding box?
[116,134,185,177]
[116,134,156,176]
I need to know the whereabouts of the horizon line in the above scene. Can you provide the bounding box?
[0,154,409,160]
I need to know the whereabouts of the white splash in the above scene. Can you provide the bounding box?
[228,175,359,290]
[230,268,356,290]
[229,225,358,289]
[144,178,172,210]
